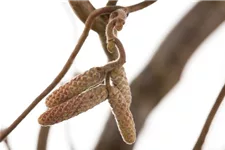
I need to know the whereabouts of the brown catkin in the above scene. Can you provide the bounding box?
[45,67,106,108]
[38,85,108,126]
[110,67,132,106]
[108,86,136,144]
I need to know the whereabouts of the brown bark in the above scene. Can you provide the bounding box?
[37,126,50,150]
[69,1,107,33]
[107,0,118,6]
[95,2,225,150]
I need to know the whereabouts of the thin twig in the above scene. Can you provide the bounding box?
[0,6,121,142]
[0,129,11,150]
[69,0,156,61]
[37,126,50,150]
[4,138,11,150]
[103,8,128,72]
[69,1,107,33]
[106,73,111,89]
[193,84,225,150]
[126,0,156,13]
[103,38,126,72]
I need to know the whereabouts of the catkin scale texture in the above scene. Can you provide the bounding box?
[38,85,108,126]
[45,67,106,108]
[110,67,132,106]
[108,86,136,144]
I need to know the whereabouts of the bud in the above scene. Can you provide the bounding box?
[110,67,132,106]
[39,85,108,126]
[45,67,106,108]
[108,86,136,144]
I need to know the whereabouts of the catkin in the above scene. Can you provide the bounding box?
[45,67,106,108]
[110,67,132,106]
[39,85,108,126]
[108,86,136,144]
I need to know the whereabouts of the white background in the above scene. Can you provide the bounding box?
[0,0,225,150]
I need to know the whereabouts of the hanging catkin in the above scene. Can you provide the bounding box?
[45,67,106,108]
[105,8,131,106]
[110,67,132,106]
[108,86,136,144]
[39,84,108,125]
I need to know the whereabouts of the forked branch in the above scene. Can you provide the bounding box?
[69,0,156,61]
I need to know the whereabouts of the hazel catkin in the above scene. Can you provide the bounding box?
[110,67,132,106]
[45,67,106,108]
[108,86,136,144]
[38,84,108,126]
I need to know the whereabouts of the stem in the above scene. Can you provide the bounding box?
[4,138,11,150]
[126,0,156,13]
[193,84,225,150]
[37,126,50,150]
[106,19,117,42]
[0,6,120,142]
[106,73,111,89]
[103,8,128,72]
[69,1,107,33]
[103,37,126,72]
[107,0,118,6]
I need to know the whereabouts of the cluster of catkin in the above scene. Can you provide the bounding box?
[38,8,136,144]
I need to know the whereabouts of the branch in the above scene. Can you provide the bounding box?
[37,126,50,150]
[0,129,11,150]
[107,0,118,6]
[95,2,225,150]
[69,1,114,59]
[126,0,156,13]
[4,138,11,150]
[193,84,225,150]
[0,6,120,142]
[69,0,107,33]
[69,1,156,60]
[103,37,127,72]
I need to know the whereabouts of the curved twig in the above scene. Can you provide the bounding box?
[103,38,126,72]
[0,6,122,142]
[69,0,156,61]
[193,84,225,150]
[126,0,156,13]
[69,1,111,59]
[103,8,128,72]
[69,1,107,33]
